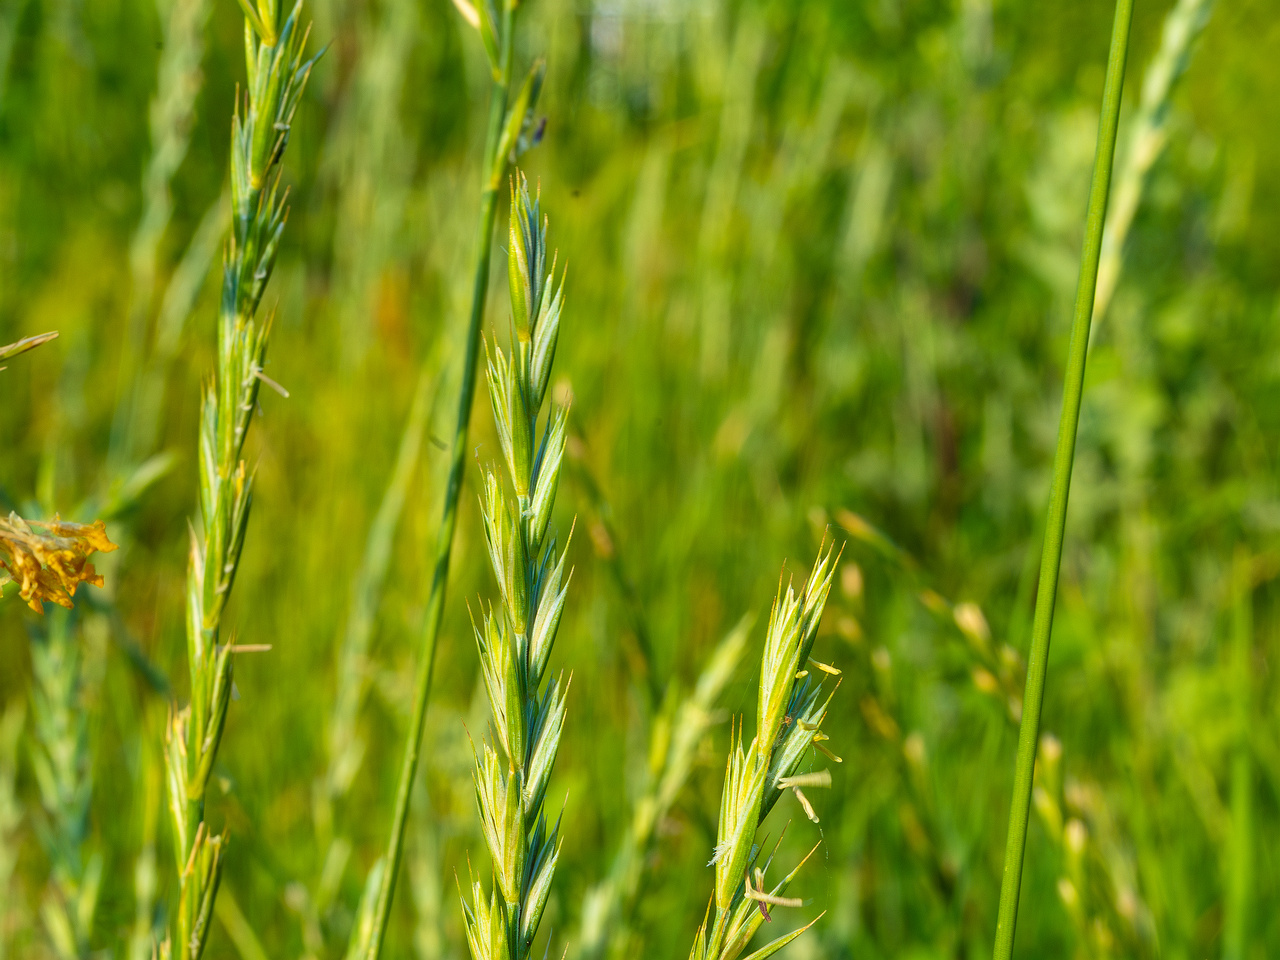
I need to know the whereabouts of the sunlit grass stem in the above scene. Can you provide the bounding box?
[1223,548,1253,960]
[0,703,23,960]
[107,0,210,476]
[294,367,432,957]
[366,2,525,953]
[1092,0,1213,327]
[990,1,1134,957]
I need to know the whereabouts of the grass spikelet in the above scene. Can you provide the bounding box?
[366,0,548,947]
[0,331,58,369]
[687,540,841,960]
[160,3,317,956]
[459,172,572,960]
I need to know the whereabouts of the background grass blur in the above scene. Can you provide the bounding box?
[2,0,1279,957]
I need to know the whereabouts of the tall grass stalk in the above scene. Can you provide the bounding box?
[323,369,432,833]
[408,782,446,960]
[160,3,315,955]
[1092,0,1213,326]
[132,193,229,462]
[566,444,662,711]
[367,0,548,949]
[1029,734,1155,954]
[13,14,211,942]
[109,0,211,474]
[29,608,106,958]
[577,618,749,960]
[30,14,212,949]
[696,14,765,382]
[1222,549,1253,960]
[458,172,571,960]
[302,368,433,953]
[0,0,26,110]
[687,542,839,960]
[126,730,162,960]
[213,889,271,960]
[990,1,1134,956]
[0,704,21,960]
[2,329,116,956]
[322,0,417,368]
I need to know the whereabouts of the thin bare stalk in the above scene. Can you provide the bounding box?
[366,0,550,950]
[990,2,1134,956]
[1222,548,1253,960]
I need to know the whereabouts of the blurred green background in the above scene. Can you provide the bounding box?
[1,0,1278,957]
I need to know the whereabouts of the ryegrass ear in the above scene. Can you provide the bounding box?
[432,174,577,959]
[162,3,318,955]
[0,330,57,367]
[689,543,844,960]
[367,3,554,950]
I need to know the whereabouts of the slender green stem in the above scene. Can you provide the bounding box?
[1223,548,1252,960]
[365,8,515,956]
[990,2,1134,957]
[567,449,663,712]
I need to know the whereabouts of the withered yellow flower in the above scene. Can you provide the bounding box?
[0,512,118,613]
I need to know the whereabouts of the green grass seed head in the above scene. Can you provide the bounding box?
[693,541,843,960]
[463,171,573,960]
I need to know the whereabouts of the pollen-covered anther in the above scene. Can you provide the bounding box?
[743,872,804,909]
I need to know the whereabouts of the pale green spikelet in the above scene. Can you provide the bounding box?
[161,3,318,957]
[688,540,842,960]
[462,171,573,960]
[578,618,751,960]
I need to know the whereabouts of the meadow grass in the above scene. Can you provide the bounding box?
[576,616,749,960]
[0,0,1277,958]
